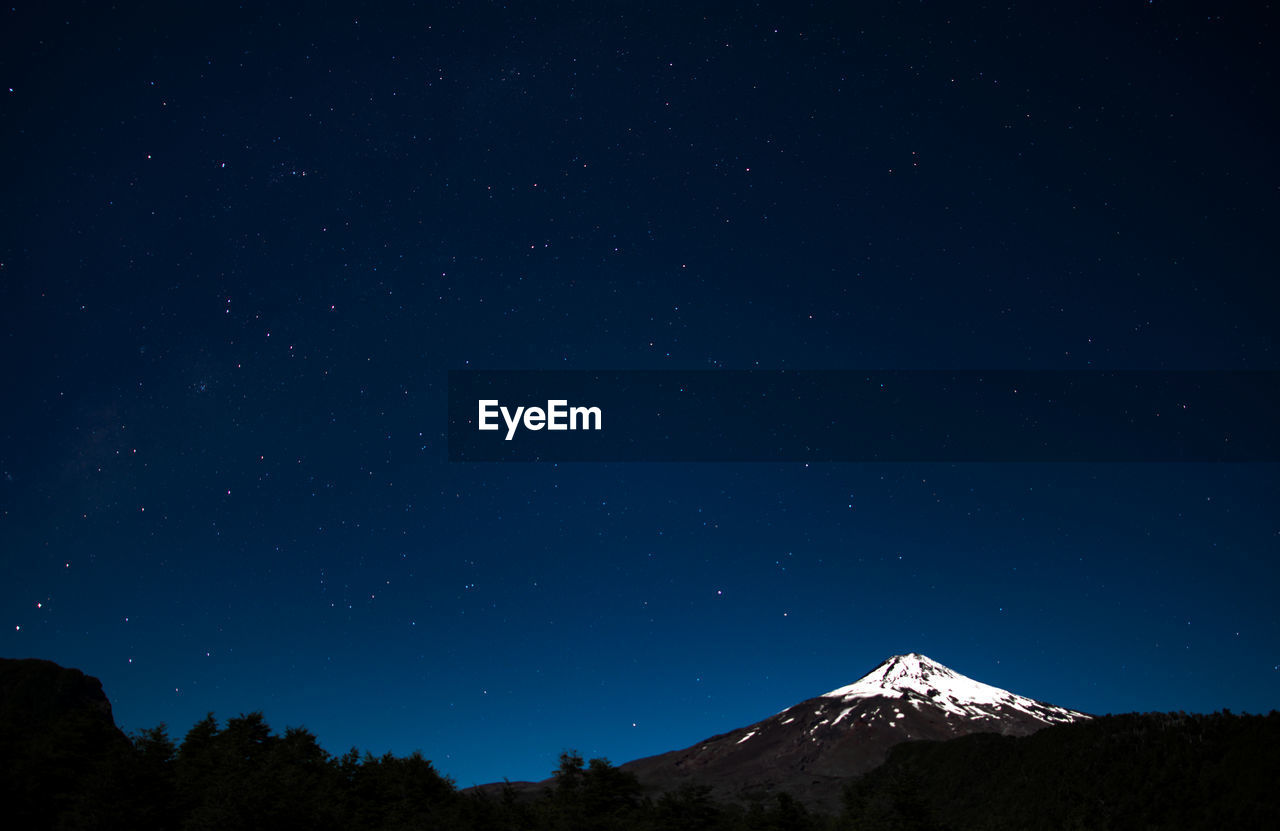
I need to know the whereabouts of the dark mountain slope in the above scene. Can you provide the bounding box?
[618,653,1089,810]
[843,710,1280,830]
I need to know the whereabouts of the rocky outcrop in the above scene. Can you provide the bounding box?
[0,658,130,827]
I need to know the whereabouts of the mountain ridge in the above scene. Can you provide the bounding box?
[615,652,1090,810]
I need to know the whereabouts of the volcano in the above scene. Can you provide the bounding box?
[618,652,1091,810]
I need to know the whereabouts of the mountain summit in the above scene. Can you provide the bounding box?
[619,653,1090,810]
[819,652,1084,726]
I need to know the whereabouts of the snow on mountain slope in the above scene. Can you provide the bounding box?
[620,652,1090,811]
[820,652,1086,725]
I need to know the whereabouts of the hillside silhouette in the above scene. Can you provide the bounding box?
[3,657,1278,830]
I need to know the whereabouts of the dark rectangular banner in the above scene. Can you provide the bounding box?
[447,371,1279,462]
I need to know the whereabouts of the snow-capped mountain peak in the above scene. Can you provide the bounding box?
[821,652,1085,724]
[618,651,1091,811]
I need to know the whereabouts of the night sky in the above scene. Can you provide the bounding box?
[2,2,1277,788]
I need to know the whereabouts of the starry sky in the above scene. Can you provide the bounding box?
[2,1,1277,788]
